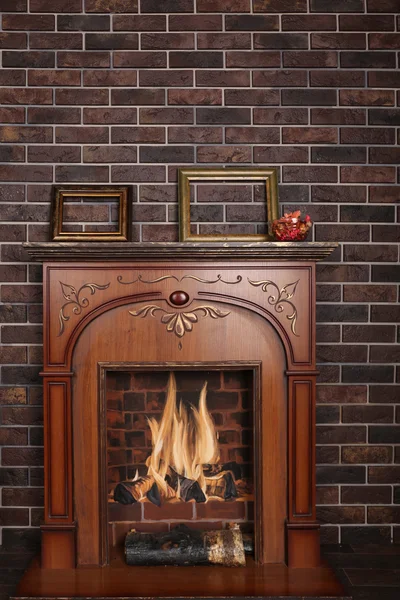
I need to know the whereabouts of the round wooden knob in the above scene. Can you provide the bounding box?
[169,291,189,306]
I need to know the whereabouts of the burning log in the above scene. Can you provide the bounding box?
[125,523,245,567]
[203,461,242,481]
[114,475,155,505]
[205,471,238,501]
[178,475,206,503]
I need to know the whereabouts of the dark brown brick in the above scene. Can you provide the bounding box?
[312,146,365,164]
[341,15,395,31]
[83,146,136,163]
[86,33,138,50]
[198,0,250,10]
[0,71,26,86]
[169,15,221,30]
[316,445,339,463]
[141,33,194,50]
[343,325,395,344]
[257,146,308,163]
[254,108,308,125]
[314,33,366,50]
[28,145,80,163]
[341,166,396,184]
[55,165,109,183]
[3,51,55,68]
[255,33,308,49]
[317,506,365,525]
[344,244,397,262]
[28,107,80,124]
[344,285,397,304]
[372,225,400,243]
[84,70,137,87]
[114,15,166,30]
[282,89,337,106]
[197,71,250,88]
[140,107,193,124]
[311,0,364,9]
[170,52,223,69]
[141,0,193,11]
[112,88,164,106]
[342,446,392,464]
[197,146,251,163]
[342,366,394,384]
[140,70,192,87]
[112,165,165,183]
[30,33,82,50]
[317,426,366,444]
[56,88,108,105]
[316,406,340,424]
[197,108,250,125]
[310,71,365,88]
[317,304,368,323]
[370,345,400,364]
[317,345,367,363]
[370,147,400,164]
[112,127,164,144]
[284,51,338,68]
[0,145,24,162]
[342,205,394,222]
[340,90,394,107]
[140,146,194,164]
[343,406,394,424]
[283,127,337,144]
[115,51,166,69]
[85,0,138,11]
[368,507,400,524]
[370,386,400,404]
[28,70,81,87]
[56,126,109,144]
[198,33,251,49]
[283,15,336,31]
[372,305,400,323]
[341,486,392,504]
[58,15,110,31]
[253,70,307,87]
[317,466,365,485]
[311,108,365,125]
[168,89,220,105]
[367,0,400,10]
[0,0,27,9]
[225,89,279,106]
[0,33,27,49]
[226,14,278,30]
[283,166,337,183]
[84,108,136,125]
[226,51,280,68]
[0,165,52,182]
[0,88,52,105]
[341,51,396,69]
[58,51,110,68]
[31,0,82,10]
[254,0,307,11]
[316,486,339,505]
[2,14,54,30]
[369,72,400,87]
[226,127,279,144]
[369,466,400,483]
[370,33,400,49]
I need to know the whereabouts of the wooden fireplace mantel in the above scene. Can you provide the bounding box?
[15,241,349,600]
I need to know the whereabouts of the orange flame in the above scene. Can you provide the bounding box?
[146,373,220,498]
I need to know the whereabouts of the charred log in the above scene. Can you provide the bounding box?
[205,471,238,500]
[113,476,155,505]
[125,523,245,567]
[179,475,206,503]
[203,461,242,481]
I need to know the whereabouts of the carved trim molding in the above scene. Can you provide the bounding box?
[117,274,242,285]
[58,282,110,336]
[129,304,230,340]
[248,278,300,336]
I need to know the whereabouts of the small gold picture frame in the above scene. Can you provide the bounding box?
[178,167,279,242]
[51,185,130,242]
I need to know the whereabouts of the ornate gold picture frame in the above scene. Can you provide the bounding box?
[51,185,130,242]
[178,167,279,242]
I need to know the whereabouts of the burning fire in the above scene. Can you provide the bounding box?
[146,373,220,499]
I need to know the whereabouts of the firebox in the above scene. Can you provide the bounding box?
[13,241,348,600]
[105,368,255,560]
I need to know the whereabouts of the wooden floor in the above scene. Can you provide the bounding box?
[11,554,349,600]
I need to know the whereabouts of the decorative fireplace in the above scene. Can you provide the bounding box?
[13,241,349,600]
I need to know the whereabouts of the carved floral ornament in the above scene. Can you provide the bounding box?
[56,274,300,339]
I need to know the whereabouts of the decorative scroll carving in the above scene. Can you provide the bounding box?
[129,304,230,339]
[117,274,242,285]
[58,281,110,336]
[248,278,300,336]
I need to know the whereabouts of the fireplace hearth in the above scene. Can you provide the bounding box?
[13,241,349,600]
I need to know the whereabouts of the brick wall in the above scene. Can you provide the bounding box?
[0,0,399,551]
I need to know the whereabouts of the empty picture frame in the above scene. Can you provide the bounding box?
[51,185,130,242]
[178,168,279,242]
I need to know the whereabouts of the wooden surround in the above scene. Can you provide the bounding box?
[14,241,349,600]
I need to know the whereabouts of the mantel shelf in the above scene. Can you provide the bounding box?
[23,241,337,262]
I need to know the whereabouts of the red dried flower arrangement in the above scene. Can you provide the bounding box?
[272,210,312,242]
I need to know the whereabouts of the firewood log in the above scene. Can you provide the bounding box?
[205,471,238,500]
[125,523,245,567]
[203,461,242,481]
[178,475,206,503]
[113,476,155,505]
